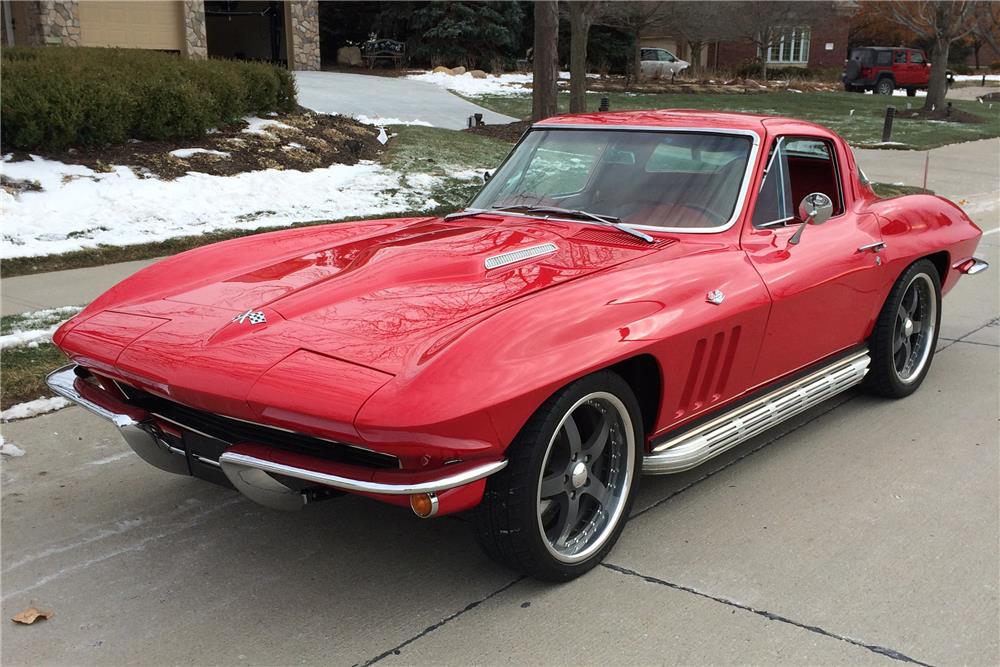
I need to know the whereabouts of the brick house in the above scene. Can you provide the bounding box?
[641,1,854,73]
[0,0,321,70]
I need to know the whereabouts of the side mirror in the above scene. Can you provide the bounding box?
[483,171,492,183]
[789,192,833,245]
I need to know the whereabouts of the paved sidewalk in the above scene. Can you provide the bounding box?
[294,71,517,129]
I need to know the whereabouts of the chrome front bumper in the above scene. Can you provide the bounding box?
[46,365,190,475]
[45,365,507,512]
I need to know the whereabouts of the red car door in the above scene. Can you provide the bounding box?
[741,131,887,386]
[893,49,910,86]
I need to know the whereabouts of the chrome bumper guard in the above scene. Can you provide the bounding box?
[46,365,507,511]
[46,365,190,475]
[957,257,989,275]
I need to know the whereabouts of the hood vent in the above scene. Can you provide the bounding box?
[484,243,558,270]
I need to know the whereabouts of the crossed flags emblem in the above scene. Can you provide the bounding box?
[232,309,267,325]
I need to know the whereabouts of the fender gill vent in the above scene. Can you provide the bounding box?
[484,243,558,270]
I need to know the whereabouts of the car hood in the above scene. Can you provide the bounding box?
[61,216,659,379]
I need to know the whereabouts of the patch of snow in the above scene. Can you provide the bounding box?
[953,74,1000,82]
[353,115,434,127]
[1,158,443,258]
[0,306,84,349]
[282,142,306,151]
[447,169,488,181]
[1,436,25,458]
[1,397,71,422]
[407,71,533,97]
[406,70,599,97]
[169,148,231,159]
[242,116,295,135]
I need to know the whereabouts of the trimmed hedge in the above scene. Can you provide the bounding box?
[1,47,297,151]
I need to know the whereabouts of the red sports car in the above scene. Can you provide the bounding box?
[48,110,988,581]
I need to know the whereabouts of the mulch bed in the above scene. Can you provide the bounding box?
[467,120,532,143]
[898,106,985,124]
[2,109,385,182]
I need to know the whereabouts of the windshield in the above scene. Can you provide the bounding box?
[469,129,754,230]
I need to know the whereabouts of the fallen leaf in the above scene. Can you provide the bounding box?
[11,607,54,625]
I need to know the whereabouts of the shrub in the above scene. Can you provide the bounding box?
[1,47,297,151]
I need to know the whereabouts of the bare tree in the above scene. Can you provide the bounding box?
[599,2,669,83]
[565,1,605,113]
[968,2,1000,70]
[532,0,560,121]
[886,1,983,110]
[728,1,819,81]
[659,1,740,78]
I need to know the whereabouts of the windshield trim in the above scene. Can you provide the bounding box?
[475,125,763,235]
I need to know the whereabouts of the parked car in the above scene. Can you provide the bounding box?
[48,110,988,581]
[640,47,689,78]
[843,46,954,95]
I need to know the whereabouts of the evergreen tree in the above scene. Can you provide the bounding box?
[409,1,524,69]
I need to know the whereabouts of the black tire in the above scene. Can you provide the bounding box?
[906,87,917,97]
[865,259,941,398]
[473,370,644,581]
[876,76,895,95]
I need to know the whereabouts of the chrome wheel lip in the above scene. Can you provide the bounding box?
[893,272,937,385]
[535,391,635,565]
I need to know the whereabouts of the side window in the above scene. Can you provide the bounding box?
[753,136,844,229]
[752,138,794,228]
[910,51,924,64]
[640,49,654,61]
[876,50,892,66]
[660,51,676,62]
[894,50,906,64]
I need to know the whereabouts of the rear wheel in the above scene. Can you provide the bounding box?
[473,371,643,581]
[865,260,941,398]
[876,77,895,95]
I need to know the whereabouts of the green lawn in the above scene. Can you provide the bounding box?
[466,91,1000,150]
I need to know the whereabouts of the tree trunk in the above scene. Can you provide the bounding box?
[925,36,950,111]
[532,0,559,121]
[631,33,642,84]
[568,4,592,114]
[688,40,703,79]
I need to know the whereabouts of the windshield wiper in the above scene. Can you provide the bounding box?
[491,205,655,243]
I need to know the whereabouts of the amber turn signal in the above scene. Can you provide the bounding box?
[409,492,438,518]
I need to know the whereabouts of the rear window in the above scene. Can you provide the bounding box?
[876,51,892,66]
[850,49,873,65]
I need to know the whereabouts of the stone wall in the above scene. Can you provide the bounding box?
[287,0,320,71]
[182,0,207,59]
[35,1,81,47]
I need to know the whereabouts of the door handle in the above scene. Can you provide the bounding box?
[857,241,887,253]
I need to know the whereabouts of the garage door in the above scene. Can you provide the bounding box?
[79,1,183,51]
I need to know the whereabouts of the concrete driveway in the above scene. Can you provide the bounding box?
[294,71,517,129]
[2,141,997,666]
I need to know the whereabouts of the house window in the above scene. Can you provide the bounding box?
[766,28,810,64]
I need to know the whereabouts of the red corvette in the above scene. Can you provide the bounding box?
[48,110,988,580]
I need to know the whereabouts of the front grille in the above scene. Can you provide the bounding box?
[117,383,399,470]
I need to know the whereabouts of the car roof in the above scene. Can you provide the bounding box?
[534,109,834,135]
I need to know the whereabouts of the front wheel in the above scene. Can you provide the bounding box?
[865,259,941,398]
[906,87,917,97]
[473,371,643,581]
